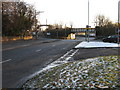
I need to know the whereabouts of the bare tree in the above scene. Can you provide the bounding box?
[94,15,116,37]
[94,15,112,27]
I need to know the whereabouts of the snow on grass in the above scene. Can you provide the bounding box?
[22,56,120,89]
[75,41,120,48]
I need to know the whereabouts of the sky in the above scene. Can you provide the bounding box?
[23,0,119,28]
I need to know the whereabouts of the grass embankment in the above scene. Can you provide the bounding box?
[22,56,120,89]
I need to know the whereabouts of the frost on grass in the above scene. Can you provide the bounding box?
[22,56,120,89]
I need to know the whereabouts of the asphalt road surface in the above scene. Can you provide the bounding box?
[73,48,119,61]
[2,37,119,88]
[2,39,79,88]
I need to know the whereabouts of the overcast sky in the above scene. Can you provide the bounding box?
[24,0,119,28]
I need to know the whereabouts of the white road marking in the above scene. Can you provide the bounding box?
[3,44,30,51]
[65,57,71,61]
[0,59,12,64]
[62,49,73,57]
[27,49,79,79]
[22,44,30,47]
[59,49,79,61]
[62,48,66,50]
[57,50,73,60]
[3,47,15,50]
[70,49,79,56]
[52,45,56,47]
[36,49,42,52]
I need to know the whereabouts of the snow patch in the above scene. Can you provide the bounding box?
[75,41,120,48]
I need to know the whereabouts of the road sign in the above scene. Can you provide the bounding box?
[85,28,91,30]
[47,33,51,35]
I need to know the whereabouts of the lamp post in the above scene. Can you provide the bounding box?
[86,0,90,42]
[88,0,89,26]
[118,0,120,44]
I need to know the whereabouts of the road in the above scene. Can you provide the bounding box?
[2,39,79,88]
[2,37,119,88]
[73,48,119,61]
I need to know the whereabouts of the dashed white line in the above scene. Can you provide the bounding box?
[22,44,30,47]
[0,59,12,64]
[3,44,30,51]
[3,47,15,50]
[36,49,42,52]
[52,45,56,47]
[62,48,66,50]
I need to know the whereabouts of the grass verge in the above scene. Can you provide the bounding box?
[22,56,120,89]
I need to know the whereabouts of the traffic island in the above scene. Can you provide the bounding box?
[22,56,120,89]
[75,41,120,49]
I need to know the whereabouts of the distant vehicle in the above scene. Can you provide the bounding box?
[102,35,120,43]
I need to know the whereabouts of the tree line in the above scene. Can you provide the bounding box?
[43,24,73,39]
[44,15,119,39]
[2,1,39,36]
[2,1,118,39]
[94,15,118,38]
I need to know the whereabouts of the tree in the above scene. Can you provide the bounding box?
[45,23,71,39]
[94,15,116,37]
[2,1,38,36]
[94,15,112,27]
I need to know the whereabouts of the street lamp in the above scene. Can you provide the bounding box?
[88,0,89,26]
[118,0,120,44]
[86,0,90,42]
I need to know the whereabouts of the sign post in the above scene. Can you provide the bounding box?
[86,25,91,42]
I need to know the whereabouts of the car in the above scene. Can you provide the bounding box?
[102,35,120,43]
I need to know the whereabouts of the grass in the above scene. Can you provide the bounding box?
[22,56,120,89]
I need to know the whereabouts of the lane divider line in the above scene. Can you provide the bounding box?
[3,44,30,51]
[0,59,12,64]
[35,49,42,52]
[22,44,30,47]
[52,45,56,47]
